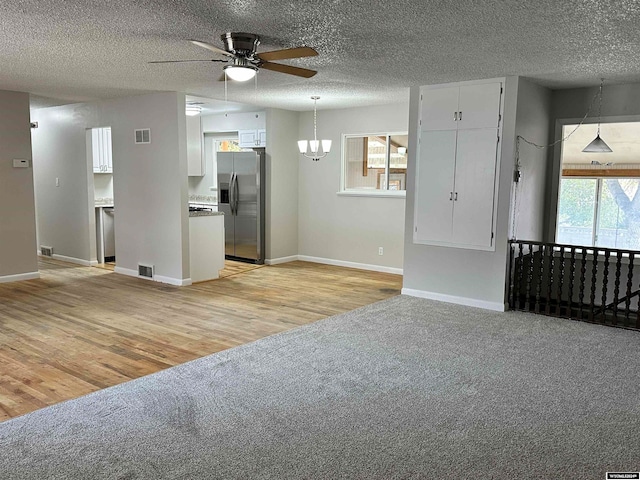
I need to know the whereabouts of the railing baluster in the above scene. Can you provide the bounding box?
[556,247,565,317]
[601,250,610,323]
[545,245,555,315]
[508,242,515,309]
[516,243,524,310]
[567,247,576,319]
[625,253,634,328]
[589,248,598,323]
[525,243,534,311]
[535,245,544,314]
[612,251,622,326]
[579,248,587,321]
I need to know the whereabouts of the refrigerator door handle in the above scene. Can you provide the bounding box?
[233,173,240,216]
[229,172,236,215]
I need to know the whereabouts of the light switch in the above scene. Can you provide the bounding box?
[56,177,60,187]
[13,159,29,168]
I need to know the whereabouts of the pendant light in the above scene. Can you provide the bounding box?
[298,96,331,161]
[582,78,612,153]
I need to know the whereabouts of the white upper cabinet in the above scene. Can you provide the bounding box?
[187,115,204,177]
[414,79,503,251]
[421,82,501,131]
[92,127,112,174]
[238,129,266,148]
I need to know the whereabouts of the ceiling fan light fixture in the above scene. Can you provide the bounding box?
[223,65,257,82]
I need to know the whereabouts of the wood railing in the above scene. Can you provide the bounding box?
[508,240,640,331]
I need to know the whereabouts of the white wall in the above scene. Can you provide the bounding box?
[32,92,190,284]
[402,77,520,310]
[265,108,300,261]
[512,79,552,241]
[201,111,265,133]
[297,103,409,272]
[0,90,38,281]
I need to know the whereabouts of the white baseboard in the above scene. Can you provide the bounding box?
[298,255,403,275]
[401,288,506,312]
[114,266,191,286]
[265,255,298,265]
[89,260,99,266]
[0,271,40,283]
[49,253,94,267]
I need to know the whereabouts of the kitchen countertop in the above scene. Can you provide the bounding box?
[189,211,224,217]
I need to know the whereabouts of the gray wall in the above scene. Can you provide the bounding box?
[265,108,299,261]
[546,82,640,240]
[32,92,190,283]
[0,90,38,280]
[402,77,520,309]
[297,102,409,271]
[512,79,552,241]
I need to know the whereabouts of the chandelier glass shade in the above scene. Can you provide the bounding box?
[298,96,331,161]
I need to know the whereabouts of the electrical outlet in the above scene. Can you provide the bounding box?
[378,247,384,256]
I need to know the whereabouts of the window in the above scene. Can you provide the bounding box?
[556,121,640,250]
[341,133,408,195]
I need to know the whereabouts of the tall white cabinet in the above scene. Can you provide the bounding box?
[414,80,503,250]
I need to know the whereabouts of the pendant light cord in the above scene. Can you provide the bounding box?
[597,78,604,137]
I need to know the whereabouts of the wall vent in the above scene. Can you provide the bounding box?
[40,246,53,257]
[138,263,154,279]
[134,128,151,144]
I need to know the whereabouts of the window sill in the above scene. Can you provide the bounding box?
[337,190,406,199]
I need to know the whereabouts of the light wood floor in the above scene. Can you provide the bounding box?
[0,258,401,422]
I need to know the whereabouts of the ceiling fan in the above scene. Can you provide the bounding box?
[150,32,318,82]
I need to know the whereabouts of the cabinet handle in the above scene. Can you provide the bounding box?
[449,192,453,201]
[454,192,458,201]
[454,111,458,121]
[459,111,462,121]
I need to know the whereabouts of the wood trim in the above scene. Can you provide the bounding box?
[562,168,640,178]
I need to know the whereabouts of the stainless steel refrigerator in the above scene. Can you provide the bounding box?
[217,150,265,264]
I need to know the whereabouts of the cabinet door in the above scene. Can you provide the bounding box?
[451,128,498,248]
[420,86,459,131]
[238,130,257,148]
[186,116,204,176]
[457,82,502,129]
[414,130,457,244]
[91,129,102,173]
[257,129,267,147]
[104,128,113,173]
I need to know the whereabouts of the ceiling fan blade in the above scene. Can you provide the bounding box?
[148,59,225,64]
[260,62,317,78]
[189,39,234,57]
[257,46,318,61]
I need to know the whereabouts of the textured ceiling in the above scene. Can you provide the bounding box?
[2,0,640,111]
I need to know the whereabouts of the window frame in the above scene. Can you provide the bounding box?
[339,132,408,198]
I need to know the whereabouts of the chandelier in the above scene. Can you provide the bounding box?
[298,96,331,161]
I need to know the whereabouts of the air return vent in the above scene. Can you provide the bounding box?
[134,128,151,144]
[138,263,154,279]
[40,246,53,257]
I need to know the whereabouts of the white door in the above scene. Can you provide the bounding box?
[420,86,459,131]
[414,129,457,244]
[451,128,499,248]
[457,82,502,130]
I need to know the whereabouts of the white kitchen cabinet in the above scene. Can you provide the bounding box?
[414,80,503,250]
[187,115,204,176]
[238,128,266,148]
[92,127,112,173]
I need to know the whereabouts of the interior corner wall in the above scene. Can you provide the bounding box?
[31,103,97,263]
[402,77,520,310]
[265,108,299,261]
[546,82,640,241]
[32,92,189,283]
[297,102,409,271]
[0,90,38,280]
[512,79,552,242]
